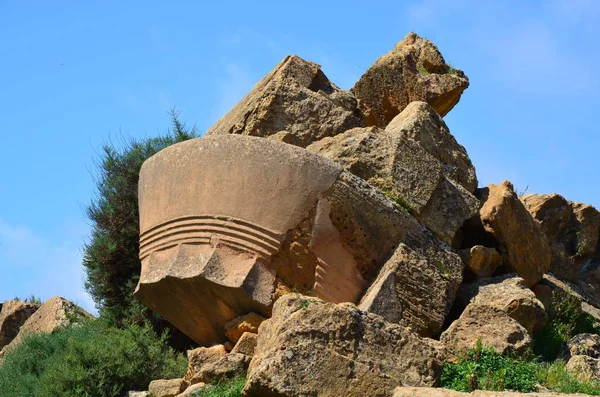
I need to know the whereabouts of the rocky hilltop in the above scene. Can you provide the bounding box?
[3,33,600,397]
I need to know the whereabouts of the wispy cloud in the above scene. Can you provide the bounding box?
[209,62,254,125]
[0,218,96,314]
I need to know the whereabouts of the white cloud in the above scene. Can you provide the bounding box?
[0,218,97,314]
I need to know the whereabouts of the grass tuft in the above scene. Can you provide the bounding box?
[191,376,247,397]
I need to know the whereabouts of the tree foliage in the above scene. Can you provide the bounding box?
[0,319,186,397]
[83,109,197,348]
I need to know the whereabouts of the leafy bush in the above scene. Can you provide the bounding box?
[0,319,186,397]
[534,290,600,361]
[82,109,197,349]
[441,341,538,392]
[191,376,247,397]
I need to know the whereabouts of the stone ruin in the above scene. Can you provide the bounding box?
[133,32,600,368]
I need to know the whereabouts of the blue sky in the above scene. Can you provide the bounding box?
[1,0,598,312]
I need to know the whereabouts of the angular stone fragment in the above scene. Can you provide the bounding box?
[385,101,477,192]
[471,181,551,287]
[176,383,206,397]
[148,379,186,397]
[231,332,258,356]
[459,245,503,279]
[456,275,545,334]
[136,135,463,345]
[440,304,532,356]
[244,294,447,397]
[190,353,250,385]
[0,297,91,357]
[563,334,600,360]
[206,55,362,147]
[183,345,227,384]
[307,103,479,245]
[358,243,463,337]
[352,32,469,127]
[224,313,265,344]
[521,193,600,281]
[566,355,600,382]
[0,300,39,350]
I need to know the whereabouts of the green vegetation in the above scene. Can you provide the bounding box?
[12,294,42,305]
[379,178,413,213]
[82,108,197,349]
[442,341,600,394]
[0,319,186,397]
[534,290,600,361]
[445,64,460,76]
[441,341,538,393]
[191,376,247,397]
[417,64,430,76]
[538,360,600,395]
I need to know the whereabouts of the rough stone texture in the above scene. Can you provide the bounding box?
[0,300,39,350]
[532,274,600,320]
[440,304,532,356]
[230,332,258,356]
[562,334,600,360]
[176,383,206,397]
[352,32,469,127]
[136,134,463,345]
[566,355,600,382]
[358,243,463,337]
[224,312,265,344]
[190,353,250,385]
[385,101,477,193]
[307,105,480,246]
[393,387,591,397]
[206,55,362,147]
[244,294,447,397]
[456,275,545,334]
[521,193,600,282]
[148,379,186,397]
[184,345,227,384]
[475,181,551,287]
[0,297,91,357]
[459,246,503,279]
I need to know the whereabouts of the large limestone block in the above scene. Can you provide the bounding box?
[393,387,592,396]
[307,103,479,245]
[456,275,545,334]
[244,294,447,397]
[0,297,91,357]
[567,355,600,382]
[0,300,39,350]
[385,101,477,192]
[136,135,463,346]
[358,243,463,337]
[352,32,469,127]
[224,312,265,344]
[475,181,551,287]
[206,55,362,147]
[521,193,600,282]
[440,304,532,356]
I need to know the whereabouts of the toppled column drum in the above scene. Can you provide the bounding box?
[135,135,462,345]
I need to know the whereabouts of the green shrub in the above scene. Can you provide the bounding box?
[539,360,600,395]
[0,319,186,397]
[441,341,538,393]
[83,108,197,349]
[534,290,600,361]
[191,376,247,397]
